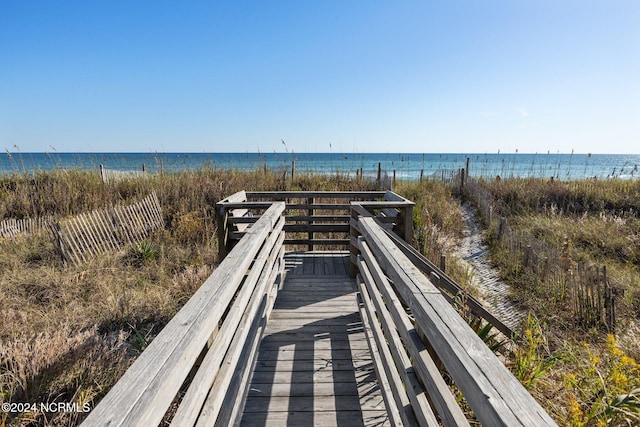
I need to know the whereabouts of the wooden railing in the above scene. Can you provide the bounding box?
[83,193,557,426]
[216,190,414,258]
[356,216,557,426]
[82,203,286,426]
[350,203,514,339]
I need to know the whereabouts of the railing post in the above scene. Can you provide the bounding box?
[308,197,314,251]
[216,205,229,260]
[403,204,413,245]
[349,203,361,278]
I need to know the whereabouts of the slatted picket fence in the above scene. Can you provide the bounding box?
[54,192,164,265]
[100,164,148,183]
[0,216,55,239]
[464,176,621,331]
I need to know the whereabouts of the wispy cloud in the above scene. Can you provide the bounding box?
[518,108,530,117]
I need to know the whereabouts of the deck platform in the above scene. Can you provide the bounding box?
[240,252,389,426]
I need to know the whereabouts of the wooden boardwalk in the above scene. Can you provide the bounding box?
[83,198,558,427]
[240,252,390,426]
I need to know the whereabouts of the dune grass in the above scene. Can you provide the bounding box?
[0,167,383,426]
[467,176,640,425]
[4,166,640,425]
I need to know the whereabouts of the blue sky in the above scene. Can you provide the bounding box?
[1,1,638,154]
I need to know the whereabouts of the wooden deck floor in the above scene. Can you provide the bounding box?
[240,252,389,427]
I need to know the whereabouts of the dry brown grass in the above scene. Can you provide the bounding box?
[0,168,383,425]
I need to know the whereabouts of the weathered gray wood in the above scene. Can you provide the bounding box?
[284,224,350,233]
[170,223,284,426]
[382,191,411,203]
[286,214,352,222]
[358,264,437,427]
[380,227,514,339]
[78,213,101,254]
[230,208,251,232]
[240,410,391,427]
[81,203,285,427]
[242,394,385,412]
[203,245,283,427]
[248,366,372,384]
[351,206,512,338]
[221,202,350,210]
[240,270,385,427]
[358,274,413,427]
[219,190,248,204]
[216,191,247,259]
[358,239,470,426]
[246,380,380,397]
[284,238,350,246]
[358,217,557,427]
[246,191,387,199]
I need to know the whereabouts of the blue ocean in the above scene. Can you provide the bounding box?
[2,151,640,180]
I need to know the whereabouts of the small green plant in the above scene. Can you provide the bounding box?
[562,334,640,426]
[469,317,508,353]
[512,314,561,389]
[452,292,508,353]
[125,240,160,266]
[138,240,159,262]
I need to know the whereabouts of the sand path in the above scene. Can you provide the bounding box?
[457,202,527,333]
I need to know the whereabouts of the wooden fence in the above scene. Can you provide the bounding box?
[464,177,620,331]
[0,216,54,239]
[100,164,149,183]
[54,192,164,265]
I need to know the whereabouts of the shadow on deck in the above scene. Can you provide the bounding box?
[241,252,388,426]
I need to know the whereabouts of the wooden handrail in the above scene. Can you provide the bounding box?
[216,190,414,256]
[82,202,286,427]
[357,216,557,426]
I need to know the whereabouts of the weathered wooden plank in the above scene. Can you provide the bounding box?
[383,191,410,203]
[358,239,470,426]
[284,224,350,233]
[82,203,285,427]
[255,348,372,362]
[358,217,557,427]
[358,275,412,427]
[243,394,386,412]
[221,202,350,210]
[262,322,364,336]
[218,190,247,204]
[268,310,360,320]
[286,214,352,222]
[352,201,414,209]
[240,409,390,427]
[248,367,374,384]
[359,257,441,427]
[206,249,284,427]
[259,331,368,345]
[170,223,284,426]
[381,228,514,339]
[246,380,379,398]
[284,238,350,246]
[258,338,370,352]
[246,191,387,199]
[277,279,357,288]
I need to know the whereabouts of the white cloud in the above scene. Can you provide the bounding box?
[518,108,530,117]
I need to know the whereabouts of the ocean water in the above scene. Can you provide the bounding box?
[2,151,640,180]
